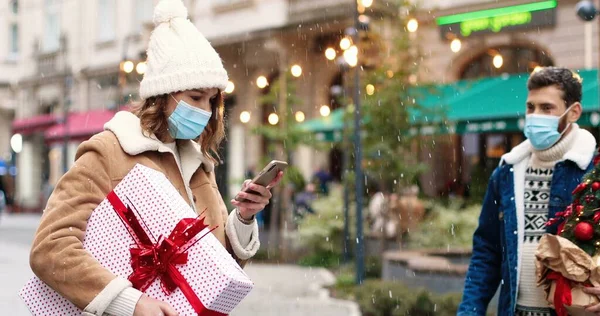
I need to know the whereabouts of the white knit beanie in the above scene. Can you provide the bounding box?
[139,0,228,99]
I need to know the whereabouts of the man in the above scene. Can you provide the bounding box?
[458,67,597,316]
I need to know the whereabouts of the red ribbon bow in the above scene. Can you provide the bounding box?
[107,191,226,316]
[546,271,572,316]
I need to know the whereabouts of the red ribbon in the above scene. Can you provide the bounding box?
[546,271,572,316]
[107,191,226,316]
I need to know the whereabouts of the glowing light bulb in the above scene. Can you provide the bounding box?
[407,19,418,33]
[268,113,279,125]
[450,39,461,53]
[325,48,337,61]
[291,64,303,77]
[256,76,268,89]
[225,81,235,94]
[320,105,331,117]
[240,111,251,123]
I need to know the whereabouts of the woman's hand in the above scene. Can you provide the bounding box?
[583,287,600,314]
[133,295,178,316]
[231,171,284,220]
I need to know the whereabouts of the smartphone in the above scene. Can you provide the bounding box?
[235,160,288,202]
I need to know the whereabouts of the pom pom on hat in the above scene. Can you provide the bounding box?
[153,0,188,26]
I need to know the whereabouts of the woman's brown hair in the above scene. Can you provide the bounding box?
[132,92,226,165]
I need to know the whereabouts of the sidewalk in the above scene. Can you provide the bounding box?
[0,214,360,315]
[232,264,361,316]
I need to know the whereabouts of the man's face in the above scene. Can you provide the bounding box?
[526,85,568,116]
[526,85,582,131]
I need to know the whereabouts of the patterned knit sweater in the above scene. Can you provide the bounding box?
[516,125,578,316]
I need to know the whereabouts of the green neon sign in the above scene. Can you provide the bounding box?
[460,11,532,36]
[436,1,557,38]
[436,0,557,26]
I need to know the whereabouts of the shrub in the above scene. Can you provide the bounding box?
[283,165,306,193]
[347,280,462,316]
[405,200,481,250]
[296,186,364,261]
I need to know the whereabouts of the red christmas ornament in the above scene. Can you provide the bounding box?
[563,205,574,218]
[593,182,600,191]
[594,212,600,223]
[574,222,594,241]
[585,195,596,204]
[574,183,588,195]
[577,205,585,215]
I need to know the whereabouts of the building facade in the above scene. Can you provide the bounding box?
[2,0,595,210]
[0,0,379,211]
[412,0,600,196]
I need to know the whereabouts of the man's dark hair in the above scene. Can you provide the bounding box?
[527,67,582,107]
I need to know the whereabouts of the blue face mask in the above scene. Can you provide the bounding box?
[167,96,212,140]
[524,106,572,150]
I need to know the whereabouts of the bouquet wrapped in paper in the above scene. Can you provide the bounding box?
[536,153,600,316]
[19,164,253,315]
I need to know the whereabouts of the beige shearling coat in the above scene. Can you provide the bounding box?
[29,111,259,315]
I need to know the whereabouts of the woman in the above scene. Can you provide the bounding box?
[28,1,280,315]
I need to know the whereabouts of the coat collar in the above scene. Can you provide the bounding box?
[103,111,214,173]
[500,124,596,170]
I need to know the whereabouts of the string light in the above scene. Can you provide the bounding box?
[366,84,375,95]
[295,111,305,122]
[240,111,251,123]
[225,81,235,94]
[340,38,352,51]
[450,39,462,53]
[268,113,279,125]
[325,48,337,60]
[256,76,269,89]
[320,105,331,117]
[291,65,303,77]
[360,0,373,8]
[135,62,147,75]
[122,60,134,73]
[407,19,418,33]
[493,55,504,69]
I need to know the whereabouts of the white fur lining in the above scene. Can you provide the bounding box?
[225,211,260,260]
[83,277,135,316]
[512,156,529,309]
[104,111,214,174]
[501,124,596,170]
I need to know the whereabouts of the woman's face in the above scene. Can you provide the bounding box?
[167,88,220,116]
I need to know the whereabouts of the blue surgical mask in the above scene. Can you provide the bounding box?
[167,96,212,140]
[524,106,573,150]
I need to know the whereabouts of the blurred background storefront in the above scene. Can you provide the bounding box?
[0,0,598,211]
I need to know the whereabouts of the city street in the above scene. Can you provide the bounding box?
[0,214,360,316]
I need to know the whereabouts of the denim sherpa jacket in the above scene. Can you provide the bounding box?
[458,126,596,316]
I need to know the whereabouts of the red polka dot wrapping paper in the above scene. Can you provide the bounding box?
[19,164,254,315]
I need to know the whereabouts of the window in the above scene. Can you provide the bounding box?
[212,0,253,11]
[43,0,61,52]
[213,0,246,4]
[134,0,154,34]
[11,0,18,14]
[97,0,116,42]
[9,23,19,57]
[460,45,554,80]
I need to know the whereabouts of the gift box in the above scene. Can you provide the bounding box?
[536,234,600,316]
[20,164,253,315]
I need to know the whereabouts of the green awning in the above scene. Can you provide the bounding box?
[299,108,348,142]
[300,69,600,140]
[412,69,600,134]
[299,107,346,133]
